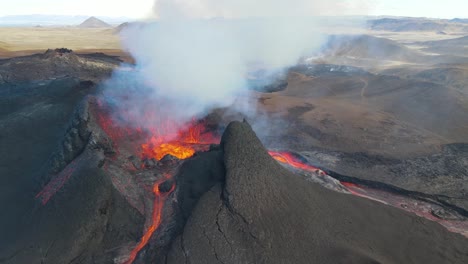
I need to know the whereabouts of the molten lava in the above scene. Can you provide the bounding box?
[94,99,220,263]
[124,177,175,264]
[94,99,219,161]
[141,121,218,161]
[143,142,195,161]
[268,150,325,175]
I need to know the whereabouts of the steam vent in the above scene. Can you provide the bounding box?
[1,91,466,263]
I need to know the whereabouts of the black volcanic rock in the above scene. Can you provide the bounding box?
[47,98,92,177]
[0,79,145,263]
[166,121,468,264]
[0,50,121,84]
[44,47,73,56]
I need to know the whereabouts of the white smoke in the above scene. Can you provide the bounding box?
[106,0,364,133]
[153,0,366,19]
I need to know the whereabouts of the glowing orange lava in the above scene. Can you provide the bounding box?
[142,141,195,161]
[124,178,176,264]
[141,121,218,161]
[93,99,220,263]
[94,98,219,161]
[268,150,325,175]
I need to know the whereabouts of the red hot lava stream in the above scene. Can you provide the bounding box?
[269,150,468,237]
[124,177,175,264]
[94,105,219,263]
[268,150,326,175]
[123,122,217,263]
[121,120,219,263]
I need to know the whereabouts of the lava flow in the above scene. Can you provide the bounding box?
[268,150,326,175]
[124,177,176,264]
[94,99,222,262]
[35,156,83,205]
[268,150,468,237]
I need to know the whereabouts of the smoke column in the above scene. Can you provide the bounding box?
[103,0,363,135]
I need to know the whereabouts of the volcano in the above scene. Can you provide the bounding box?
[79,17,111,28]
[167,121,468,264]
[1,49,468,263]
[1,90,467,263]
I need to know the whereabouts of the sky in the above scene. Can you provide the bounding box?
[0,0,467,19]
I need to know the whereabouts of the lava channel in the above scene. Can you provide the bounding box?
[268,150,326,175]
[124,177,175,264]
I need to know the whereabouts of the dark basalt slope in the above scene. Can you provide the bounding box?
[0,92,225,263]
[0,49,121,84]
[167,121,468,264]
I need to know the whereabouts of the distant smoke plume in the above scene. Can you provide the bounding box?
[103,0,361,135]
[153,0,365,18]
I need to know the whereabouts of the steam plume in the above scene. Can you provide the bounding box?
[103,0,360,135]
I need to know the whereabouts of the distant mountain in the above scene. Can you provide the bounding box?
[113,22,147,34]
[323,35,421,61]
[420,36,468,56]
[450,18,468,24]
[368,18,468,32]
[115,22,129,33]
[0,14,130,26]
[320,34,468,65]
[78,16,111,28]
[424,35,468,46]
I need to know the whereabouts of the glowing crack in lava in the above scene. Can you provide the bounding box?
[268,150,326,175]
[124,178,176,264]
